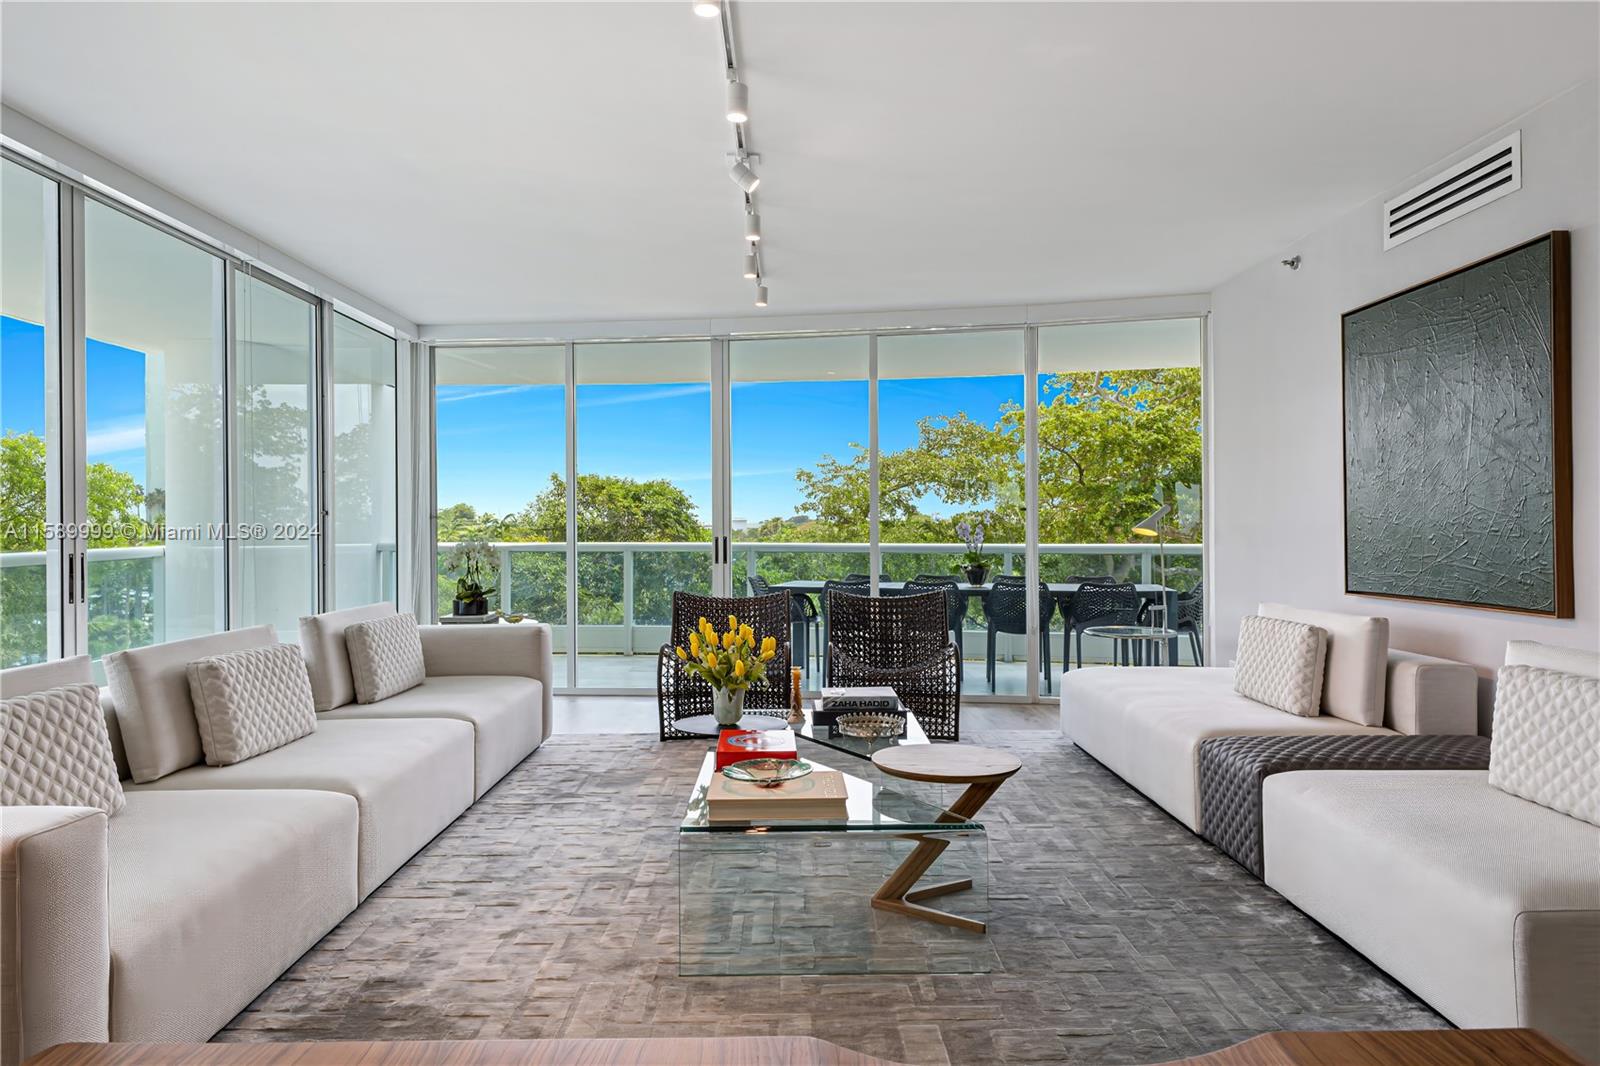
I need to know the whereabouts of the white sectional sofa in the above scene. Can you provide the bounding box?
[1263,641,1600,1062]
[1060,605,1599,1062]
[1060,603,1478,831]
[0,608,554,1064]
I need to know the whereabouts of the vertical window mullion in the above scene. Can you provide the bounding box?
[1023,324,1041,702]
[867,333,880,596]
[564,340,577,691]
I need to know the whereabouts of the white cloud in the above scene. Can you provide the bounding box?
[437,385,536,404]
[86,419,146,456]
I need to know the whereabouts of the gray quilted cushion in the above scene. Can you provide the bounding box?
[186,644,317,766]
[1233,615,1327,717]
[346,613,425,704]
[1,682,126,814]
[1489,663,1599,826]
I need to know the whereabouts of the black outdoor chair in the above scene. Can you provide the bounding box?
[845,573,891,584]
[825,588,961,740]
[905,574,966,649]
[1173,581,1204,665]
[748,574,820,678]
[980,575,1056,694]
[1069,581,1142,669]
[820,576,870,676]
[658,590,791,740]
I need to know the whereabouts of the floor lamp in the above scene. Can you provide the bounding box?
[1132,503,1171,631]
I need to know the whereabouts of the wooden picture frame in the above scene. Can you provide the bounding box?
[1341,231,1572,617]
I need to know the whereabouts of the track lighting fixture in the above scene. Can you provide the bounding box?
[743,251,759,280]
[692,1,719,17]
[755,284,768,308]
[728,157,760,193]
[726,80,749,123]
[744,210,761,242]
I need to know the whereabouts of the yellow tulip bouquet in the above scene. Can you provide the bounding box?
[675,614,778,724]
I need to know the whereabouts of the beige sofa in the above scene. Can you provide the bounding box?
[1059,602,1478,831]
[0,609,554,1064]
[1263,640,1600,1063]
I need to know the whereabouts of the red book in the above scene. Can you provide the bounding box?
[715,728,798,770]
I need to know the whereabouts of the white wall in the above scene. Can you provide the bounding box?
[1210,81,1598,727]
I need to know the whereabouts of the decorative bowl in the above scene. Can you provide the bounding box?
[834,711,906,739]
[721,758,814,788]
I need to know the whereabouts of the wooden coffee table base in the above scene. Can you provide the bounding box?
[869,746,1021,933]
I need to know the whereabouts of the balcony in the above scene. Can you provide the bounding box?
[3,540,1200,694]
[441,539,1203,694]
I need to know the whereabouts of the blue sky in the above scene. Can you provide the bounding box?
[435,373,1028,525]
[2,316,150,483]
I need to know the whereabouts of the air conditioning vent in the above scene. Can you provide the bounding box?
[1383,131,1521,249]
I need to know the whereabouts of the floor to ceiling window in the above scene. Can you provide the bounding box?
[574,341,713,690]
[877,330,1028,694]
[426,318,1205,697]
[331,313,398,610]
[84,198,227,656]
[0,159,61,667]
[1037,317,1205,668]
[434,344,567,680]
[234,270,317,640]
[4,154,408,667]
[730,335,870,677]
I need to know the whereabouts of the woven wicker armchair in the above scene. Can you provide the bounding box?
[824,589,961,741]
[658,590,792,740]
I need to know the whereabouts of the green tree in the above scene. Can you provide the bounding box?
[2,431,155,666]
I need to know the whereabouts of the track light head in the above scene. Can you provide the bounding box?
[755,284,769,308]
[744,211,762,242]
[692,1,719,17]
[728,157,760,193]
[743,251,759,280]
[726,80,749,123]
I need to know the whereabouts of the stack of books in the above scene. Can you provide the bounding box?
[714,727,797,770]
[706,769,849,823]
[815,686,900,729]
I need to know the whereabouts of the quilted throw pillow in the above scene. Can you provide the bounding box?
[1489,664,1599,826]
[1233,615,1328,717]
[346,612,426,704]
[1,682,125,814]
[186,643,317,766]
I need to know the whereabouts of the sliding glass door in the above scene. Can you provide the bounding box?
[233,270,317,640]
[574,341,715,690]
[878,330,1028,694]
[434,344,568,681]
[83,198,228,656]
[0,159,64,667]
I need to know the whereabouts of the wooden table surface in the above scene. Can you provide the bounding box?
[26,1029,1585,1066]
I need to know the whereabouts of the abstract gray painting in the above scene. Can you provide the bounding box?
[1343,234,1570,615]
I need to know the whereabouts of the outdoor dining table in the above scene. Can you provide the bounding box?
[773,579,1179,664]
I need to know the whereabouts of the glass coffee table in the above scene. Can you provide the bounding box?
[678,749,992,977]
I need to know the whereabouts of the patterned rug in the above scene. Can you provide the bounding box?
[219,732,1444,1065]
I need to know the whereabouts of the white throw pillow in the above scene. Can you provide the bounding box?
[1233,615,1328,717]
[346,613,426,704]
[1,682,125,815]
[186,644,317,766]
[1258,603,1388,726]
[1488,664,1599,827]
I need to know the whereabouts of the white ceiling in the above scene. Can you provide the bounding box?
[2,2,1595,328]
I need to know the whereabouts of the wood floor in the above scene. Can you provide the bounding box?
[552,695,1060,735]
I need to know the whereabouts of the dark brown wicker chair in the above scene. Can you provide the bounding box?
[658,590,792,740]
[824,589,961,741]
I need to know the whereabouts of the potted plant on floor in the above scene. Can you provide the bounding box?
[674,614,778,726]
[954,518,995,585]
[441,539,499,617]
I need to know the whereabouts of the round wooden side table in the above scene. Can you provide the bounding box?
[868,744,1022,933]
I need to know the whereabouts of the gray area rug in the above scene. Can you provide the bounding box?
[219,732,1444,1065]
